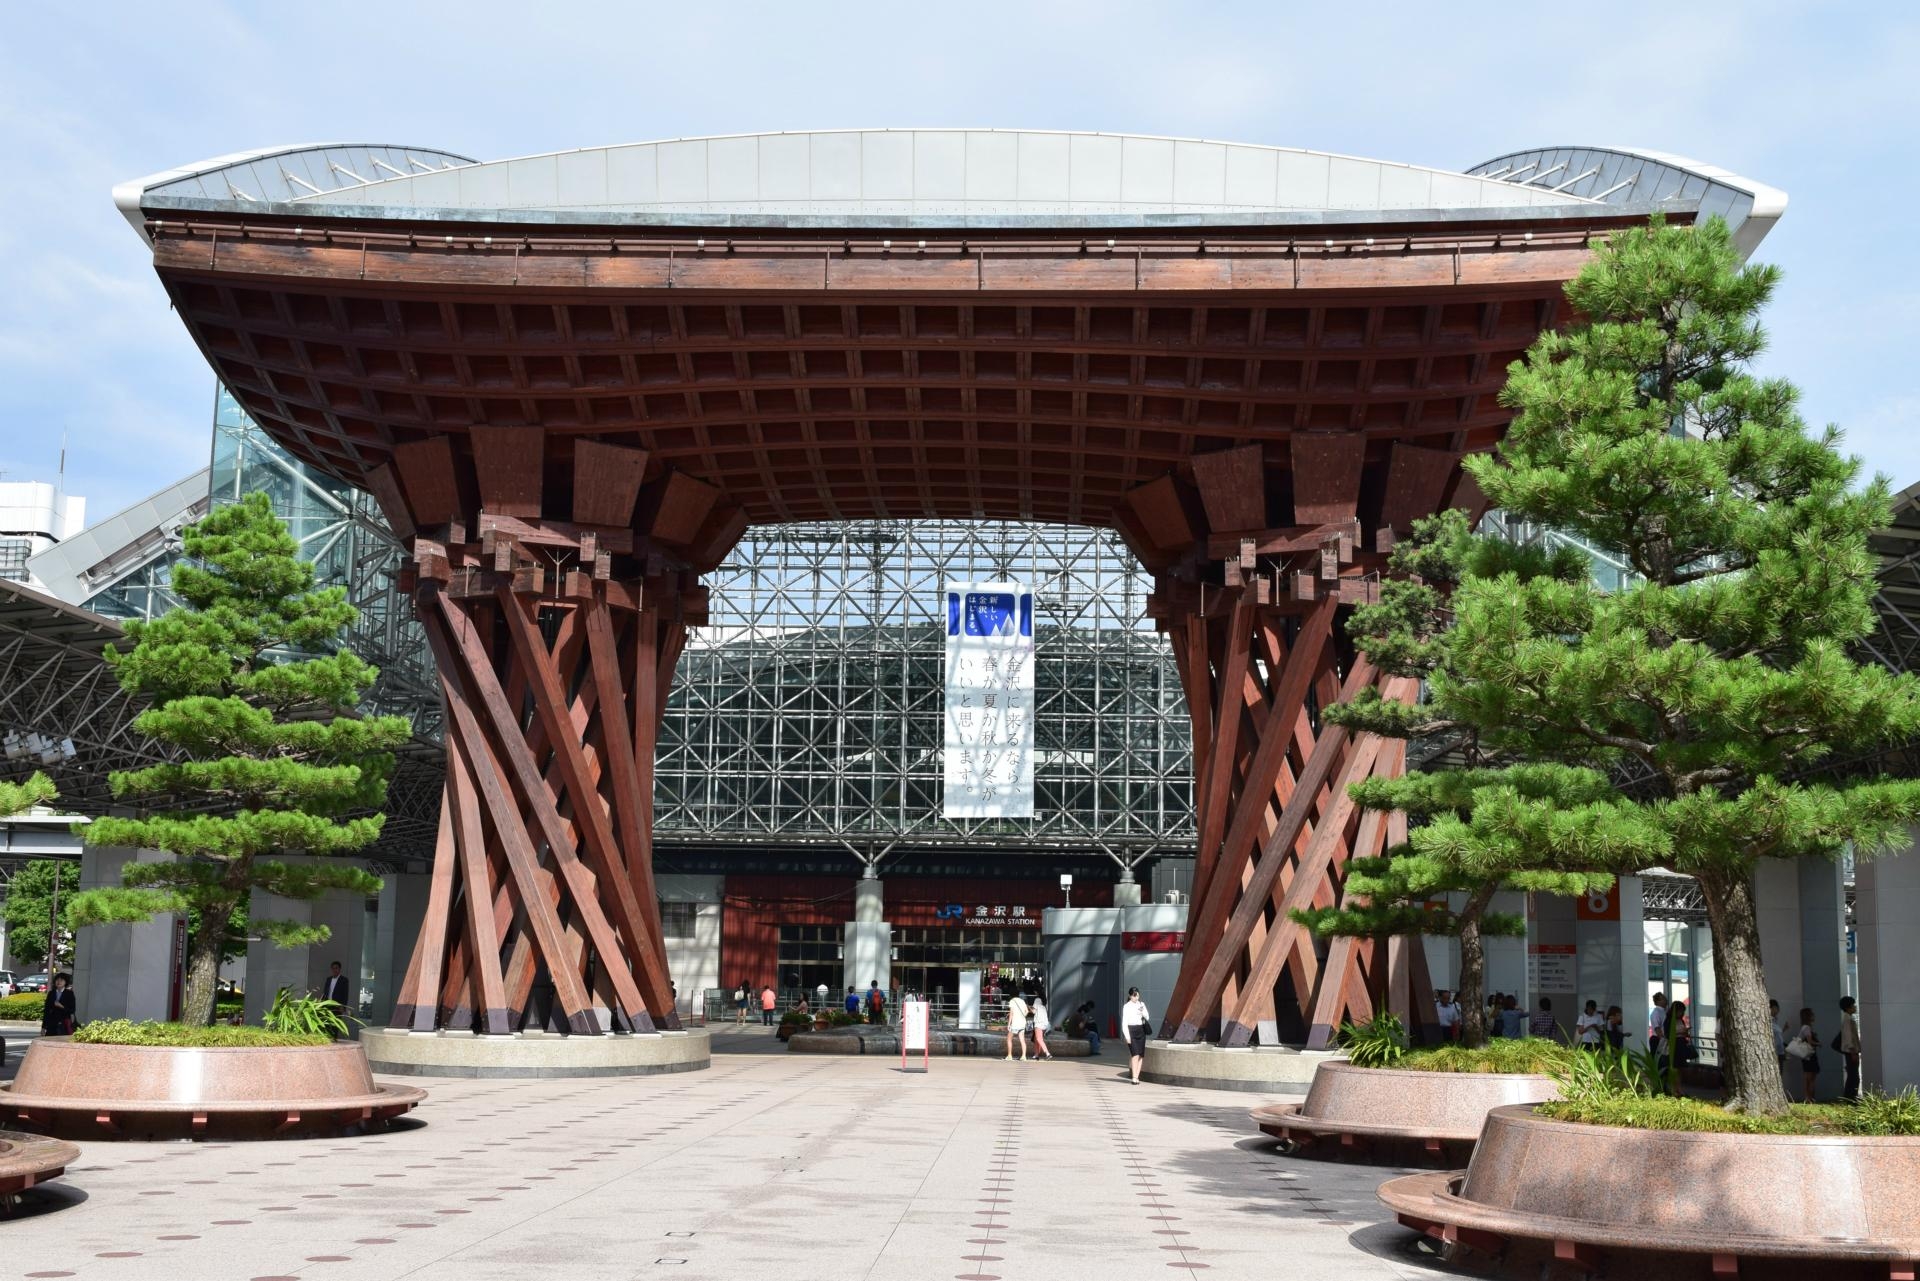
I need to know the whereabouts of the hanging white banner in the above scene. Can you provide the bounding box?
[943,580,1036,818]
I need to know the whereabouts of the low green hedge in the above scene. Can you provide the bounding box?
[71,1019,329,1049]
[1397,1038,1584,1076]
[0,991,49,1019]
[1538,1088,1920,1136]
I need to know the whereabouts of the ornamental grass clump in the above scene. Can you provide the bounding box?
[66,494,411,1027]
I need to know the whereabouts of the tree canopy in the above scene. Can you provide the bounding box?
[68,493,409,1024]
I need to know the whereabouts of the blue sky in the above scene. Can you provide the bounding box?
[3,1,1915,519]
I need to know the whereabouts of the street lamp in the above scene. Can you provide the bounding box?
[1059,873,1073,909]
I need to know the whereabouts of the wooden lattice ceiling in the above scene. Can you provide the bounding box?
[143,215,1643,569]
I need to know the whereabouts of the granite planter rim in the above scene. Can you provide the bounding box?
[0,1036,425,1139]
[0,1128,79,1197]
[1253,1061,1560,1154]
[1379,1103,1920,1264]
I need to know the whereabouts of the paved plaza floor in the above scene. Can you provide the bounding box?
[1,1025,1460,1280]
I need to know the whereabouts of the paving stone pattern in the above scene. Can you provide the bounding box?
[1,1026,1455,1280]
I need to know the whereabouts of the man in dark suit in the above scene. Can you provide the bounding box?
[321,961,350,1020]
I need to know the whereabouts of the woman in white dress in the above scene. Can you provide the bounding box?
[1030,996,1053,1060]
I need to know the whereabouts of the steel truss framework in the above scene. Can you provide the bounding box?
[662,521,1190,854]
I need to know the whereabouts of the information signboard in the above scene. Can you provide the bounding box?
[901,997,930,1071]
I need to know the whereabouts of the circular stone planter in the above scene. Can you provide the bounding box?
[1139,1039,1330,1092]
[361,1026,709,1078]
[1253,1061,1558,1163]
[0,1038,424,1141]
[0,1129,78,1202]
[1379,1104,1920,1276]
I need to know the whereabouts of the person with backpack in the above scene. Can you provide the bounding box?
[866,980,886,1024]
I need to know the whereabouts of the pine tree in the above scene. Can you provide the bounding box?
[1374,215,1920,1113]
[1303,512,1612,1047]
[67,493,410,1025]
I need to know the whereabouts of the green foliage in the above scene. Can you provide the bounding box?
[778,1009,815,1028]
[1327,217,1920,1110]
[0,858,78,972]
[1847,1086,1920,1136]
[0,992,50,1019]
[1398,1038,1582,1076]
[0,772,56,819]
[1539,1092,1920,1137]
[262,987,350,1038]
[71,1019,328,1049]
[1552,1045,1660,1104]
[1337,1012,1409,1068]
[63,494,408,1024]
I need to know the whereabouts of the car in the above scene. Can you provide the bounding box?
[17,974,50,994]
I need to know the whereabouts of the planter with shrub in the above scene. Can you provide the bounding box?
[0,990,424,1140]
[1380,1053,1920,1274]
[1252,1014,1565,1163]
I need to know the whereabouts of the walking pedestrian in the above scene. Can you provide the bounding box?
[1031,995,1054,1060]
[1796,1006,1821,1102]
[1648,991,1669,1057]
[1435,989,1462,1042]
[40,973,76,1036]
[1575,999,1605,1050]
[734,981,749,1025]
[1004,991,1030,1061]
[1121,986,1151,1085]
[759,983,776,1027]
[1838,996,1862,1101]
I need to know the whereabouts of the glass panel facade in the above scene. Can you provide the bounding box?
[658,521,1194,853]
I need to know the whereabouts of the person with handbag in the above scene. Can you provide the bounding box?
[39,973,76,1036]
[1121,987,1151,1085]
[1795,1007,1821,1102]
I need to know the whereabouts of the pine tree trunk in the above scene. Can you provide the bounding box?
[1695,867,1792,1116]
[1455,882,1498,1049]
[180,907,229,1027]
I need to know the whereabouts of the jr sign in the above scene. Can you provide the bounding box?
[943,581,1036,818]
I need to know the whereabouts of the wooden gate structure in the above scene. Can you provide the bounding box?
[124,173,1632,1040]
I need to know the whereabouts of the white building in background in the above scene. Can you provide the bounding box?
[0,480,86,588]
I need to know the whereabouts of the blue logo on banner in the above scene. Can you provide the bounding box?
[948,592,961,636]
[935,903,964,919]
[964,591,1018,636]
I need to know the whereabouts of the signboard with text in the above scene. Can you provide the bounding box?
[943,581,1035,818]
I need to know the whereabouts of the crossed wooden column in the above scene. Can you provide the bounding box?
[1157,587,1429,1046]
[1121,438,1465,1049]
[371,429,738,1037]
